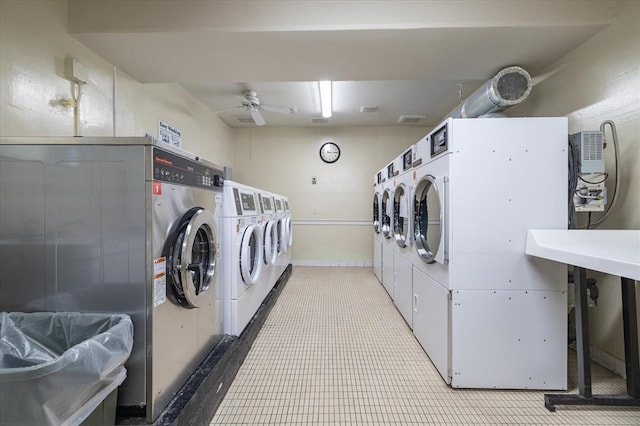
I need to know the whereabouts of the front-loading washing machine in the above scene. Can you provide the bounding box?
[0,136,224,422]
[282,196,293,265]
[258,191,279,292]
[221,180,265,336]
[271,194,288,279]
[390,145,416,328]
[410,117,568,390]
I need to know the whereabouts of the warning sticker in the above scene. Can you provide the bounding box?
[153,257,167,307]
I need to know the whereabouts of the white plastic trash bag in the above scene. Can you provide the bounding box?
[0,312,133,426]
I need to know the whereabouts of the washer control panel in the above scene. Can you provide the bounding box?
[153,147,222,189]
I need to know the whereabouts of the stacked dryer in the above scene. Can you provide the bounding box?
[221,180,265,336]
[380,155,400,298]
[372,170,384,283]
[375,117,569,391]
[389,145,415,328]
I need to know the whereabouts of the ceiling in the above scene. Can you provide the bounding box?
[68,0,620,128]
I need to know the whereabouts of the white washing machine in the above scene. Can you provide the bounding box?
[282,196,293,265]
[410,117,569,389]
[221,180,265,336]
[271,194,288,279]
[390,145,415,328]
[258,191,279,292]
[372,169,384,283]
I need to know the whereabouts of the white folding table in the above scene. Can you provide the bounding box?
[526,229,640,411]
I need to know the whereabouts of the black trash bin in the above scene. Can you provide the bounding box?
[0,312,133,426]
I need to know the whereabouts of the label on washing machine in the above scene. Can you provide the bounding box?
[153,257,167,306]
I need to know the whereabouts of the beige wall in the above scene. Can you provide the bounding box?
[232,126,428,264]
[510,1,639,367]
[0,0,233,166]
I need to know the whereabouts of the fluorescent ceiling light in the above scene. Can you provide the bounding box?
[318,80,332,118]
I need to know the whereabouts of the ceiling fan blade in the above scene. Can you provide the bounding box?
[261,104,296,115]
[250,107,266,126]
[213,105,244,114]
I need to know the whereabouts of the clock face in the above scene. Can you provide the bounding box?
[320,142,340,163]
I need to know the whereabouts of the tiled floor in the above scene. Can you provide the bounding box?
[210,266,640,425]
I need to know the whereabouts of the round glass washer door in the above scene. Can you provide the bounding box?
[413,175,442,263]
[279,219,289,255]
[275,219,284,255]
[372,192,380,233]
[166,207,217,308]
[393,184,410,247]
[240,224,263,285]
[263,221,278,265]
[286,217,293,248]
[381,188,392,239]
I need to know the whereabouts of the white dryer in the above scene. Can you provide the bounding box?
[372,169,384,283]
[410,117,569,390]
[390,145,415,328]
[380,157,398,298]
[221,180,265,336]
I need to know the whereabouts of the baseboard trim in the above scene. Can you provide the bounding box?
[591,346,627,379]
[292,260,373,267]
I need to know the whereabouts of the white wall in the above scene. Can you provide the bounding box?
[0,0,233,166]
[510,0,639,369]
[232,126,428,264]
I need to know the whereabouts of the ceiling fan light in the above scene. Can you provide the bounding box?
[318,80,332,118]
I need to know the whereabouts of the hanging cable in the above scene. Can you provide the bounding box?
[567,137,579,229]
[72,81,83,137]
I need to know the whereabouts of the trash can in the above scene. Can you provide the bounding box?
[0,312,134,426]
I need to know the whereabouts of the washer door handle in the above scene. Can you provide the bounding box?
[186,262,204,293]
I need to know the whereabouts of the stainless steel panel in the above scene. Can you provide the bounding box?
[0,143,148,407]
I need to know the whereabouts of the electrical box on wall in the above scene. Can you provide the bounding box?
[572,131,604,173]
[570,131,606,212]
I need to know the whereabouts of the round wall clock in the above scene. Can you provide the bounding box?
[319,142,341,163]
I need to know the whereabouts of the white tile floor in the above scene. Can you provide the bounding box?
[210,267,640,425]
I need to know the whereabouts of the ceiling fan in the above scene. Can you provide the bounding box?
[217,90,296,126]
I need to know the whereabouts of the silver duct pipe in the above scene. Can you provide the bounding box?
[447,66,532,119]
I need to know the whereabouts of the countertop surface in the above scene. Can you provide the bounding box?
[525,229,640,280]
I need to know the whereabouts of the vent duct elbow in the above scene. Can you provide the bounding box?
[447,66,532,119]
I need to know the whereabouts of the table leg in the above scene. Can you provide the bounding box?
[621,277,640,398]
[574,267,592,398]
[544,272,640,412]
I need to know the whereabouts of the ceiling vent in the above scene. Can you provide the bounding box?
[311,117,330,124]
[359,106,379,113]
[398,114,426,124]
